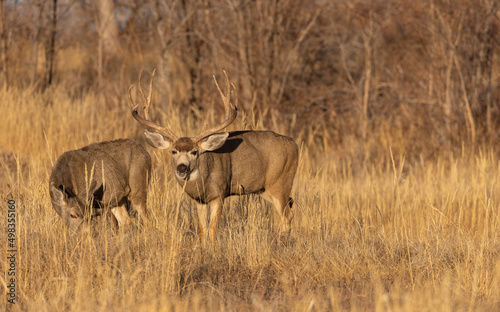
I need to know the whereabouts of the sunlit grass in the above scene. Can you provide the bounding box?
[1,86,499,311]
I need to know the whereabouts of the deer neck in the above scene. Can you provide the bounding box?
[174,153,215,203]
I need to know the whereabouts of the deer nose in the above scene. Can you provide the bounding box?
[177,164,188,174]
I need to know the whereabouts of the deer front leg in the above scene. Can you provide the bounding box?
[208,197,224,247]
[196,202,209,248]
[111,204,132,229]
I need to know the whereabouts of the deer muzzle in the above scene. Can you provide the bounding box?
[176,164,189,180]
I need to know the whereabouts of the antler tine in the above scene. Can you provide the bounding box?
[193,71,238,143]
[230,81,238,117]
[137,68,157,120]
[129,70,179,142]
[147,68,157,116]
[213,70,231,119]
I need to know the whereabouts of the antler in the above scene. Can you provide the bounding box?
[192,70,238,143]
[129,68,179,142]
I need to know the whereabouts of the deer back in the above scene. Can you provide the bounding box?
[49,139,151,218]
[181,130,298,203]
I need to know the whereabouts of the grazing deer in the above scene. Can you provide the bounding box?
[129,70,299,247]
[49,139,151,233]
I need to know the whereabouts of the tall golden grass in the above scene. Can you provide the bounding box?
[1,84,499,311]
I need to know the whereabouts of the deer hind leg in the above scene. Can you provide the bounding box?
[261,190,294,238]
[128,192,149,224]
[128,161,151,223]
[128,181,150,222]
[111,203,132,229]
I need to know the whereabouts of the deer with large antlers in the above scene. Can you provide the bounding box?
[129,70,299,248]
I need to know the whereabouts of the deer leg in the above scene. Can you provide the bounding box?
[128,172,150,223]
[111,204,132,229]
[196,202,209,248]
[262,191,294,237]
[208,198,224,247]
[128,194,149,223]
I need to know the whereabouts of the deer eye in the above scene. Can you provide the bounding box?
[190,150,198,156]
[171,150,178,155]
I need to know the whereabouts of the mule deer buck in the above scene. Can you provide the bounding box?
[129,70,299,247]
[49,139,151,233]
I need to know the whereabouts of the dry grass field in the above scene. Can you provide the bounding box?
[1,84,499,311]
[1,0,500,310]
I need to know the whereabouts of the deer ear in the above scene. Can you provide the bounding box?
[144,130,173,150]
[49,183,68,214]
[199,132,229,153]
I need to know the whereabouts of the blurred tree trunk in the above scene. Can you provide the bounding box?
[98,0,119,57]
[0,0,7,86]
[181,0,203,116]
[29,1,42,86]
[96,0,119,90]
[43,0,57,89]
[230,0,254,113]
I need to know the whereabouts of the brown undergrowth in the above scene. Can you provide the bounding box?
[1,86,499,311]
